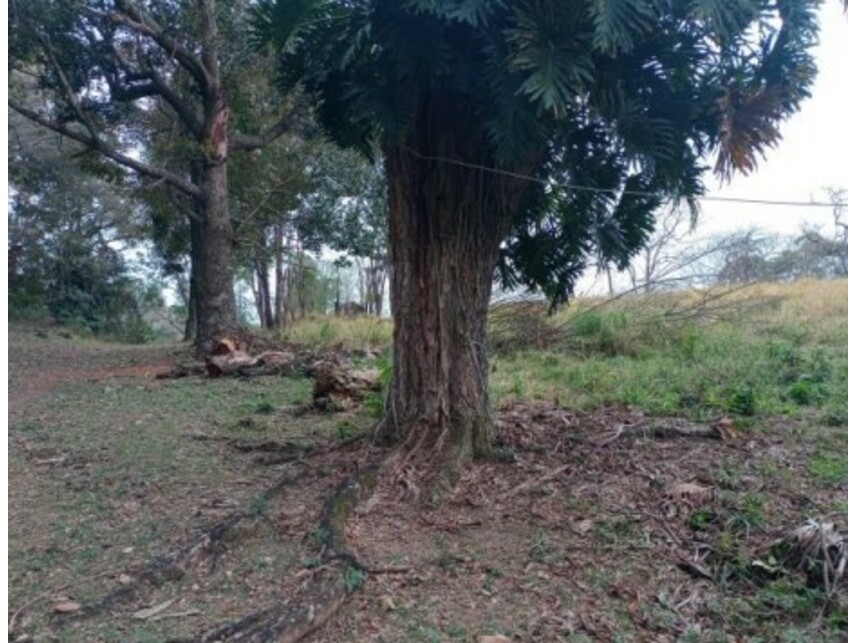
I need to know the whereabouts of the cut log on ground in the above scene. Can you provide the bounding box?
[312,358,381,411]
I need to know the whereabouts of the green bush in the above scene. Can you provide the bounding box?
[727,384,757,416]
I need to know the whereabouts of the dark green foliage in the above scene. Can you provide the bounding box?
[9,118,154,341]
[727,384,757,417]
[255,0,819,304]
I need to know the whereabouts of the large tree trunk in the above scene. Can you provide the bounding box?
[192,2,238,354]
[193,159,238,354]
[378,143,528,497]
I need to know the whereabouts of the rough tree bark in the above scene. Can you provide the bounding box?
[193,159,237,352]
[184,213,202,343]
[377,137,530,497]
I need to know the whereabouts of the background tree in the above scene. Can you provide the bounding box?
[9,0,306,353]
[300,147,390,315]
[9,113,153,340]
[257,0,820,494]
[627,207,698,293]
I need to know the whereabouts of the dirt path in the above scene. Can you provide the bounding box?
[8,327,176,419]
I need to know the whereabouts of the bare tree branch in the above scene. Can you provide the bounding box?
[9,99,201,199]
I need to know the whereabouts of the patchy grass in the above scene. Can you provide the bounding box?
[8,329,372,641]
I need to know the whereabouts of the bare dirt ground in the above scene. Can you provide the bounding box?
[7,327,847,642]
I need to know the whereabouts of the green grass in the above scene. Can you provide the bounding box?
[7,334,356,640]
[280,314,392,348]
[490,281,847,423]
[280,280,847,426]
[808,451,848,485]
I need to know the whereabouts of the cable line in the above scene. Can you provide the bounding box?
[402,147,848,209]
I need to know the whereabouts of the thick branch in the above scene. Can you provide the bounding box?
[109,42,204,138]
[9,99,201,199]
[230,112,313,152]
[149,71,204,138]
[109,0,210,90]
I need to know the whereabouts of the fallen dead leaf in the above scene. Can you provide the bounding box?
[133,597,177,620]
[53,601,81,614]
[570,519,593,535]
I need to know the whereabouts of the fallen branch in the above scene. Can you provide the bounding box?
[500,465,571,500]
[152,609,203,622]
[599,417,736,446]
[155,364,207,379]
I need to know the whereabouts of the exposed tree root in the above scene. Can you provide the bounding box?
[53,466,313,628]
[188,431,370,466]
[197,570,348,643]
[193,466,383,642]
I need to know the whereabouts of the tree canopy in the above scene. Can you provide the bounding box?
[256,0,819,303]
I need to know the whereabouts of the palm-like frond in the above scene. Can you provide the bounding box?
[690,0,760,41]
[713,85,784,180]
[505,1,593,116]
[405,0,507,26]
[590,0,655,54]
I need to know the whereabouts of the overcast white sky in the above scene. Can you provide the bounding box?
[695,0,849,238]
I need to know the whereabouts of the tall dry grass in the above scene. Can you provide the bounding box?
[276,278,847,352]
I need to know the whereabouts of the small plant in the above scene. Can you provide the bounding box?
[808,452,847,485]
[254,401,276,414]
[335,421,357,440]
[529,531,553,563]
[344,565,366,592]
[740,493,768,529]
[678,327,702,360]
[787,376,827,407]
[727,384,756,416]
[363,392,384,419]
[688,509,716,531]
[364,350,392,419]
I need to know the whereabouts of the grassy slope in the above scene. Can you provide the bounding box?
[283,278,847,425]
